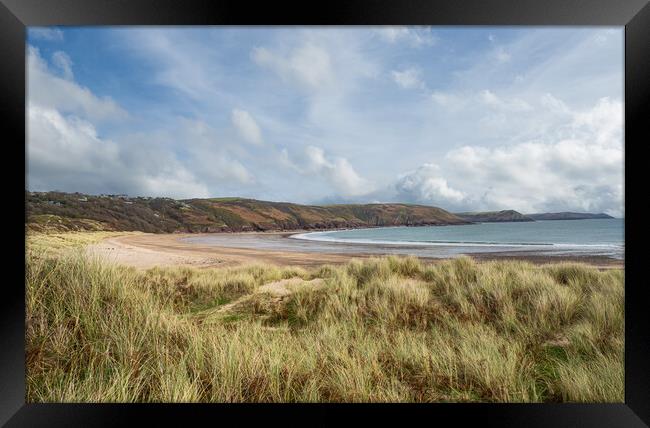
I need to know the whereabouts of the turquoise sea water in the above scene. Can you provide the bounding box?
[292,219,624,259]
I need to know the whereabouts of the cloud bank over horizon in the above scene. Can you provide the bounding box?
[27,27,624,216]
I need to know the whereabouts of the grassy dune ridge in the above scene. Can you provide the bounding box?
[26,233,624,402]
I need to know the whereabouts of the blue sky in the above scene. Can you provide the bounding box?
[26,26,624,215]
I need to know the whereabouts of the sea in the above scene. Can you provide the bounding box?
[291,219,624,260]
[184,218,624,260]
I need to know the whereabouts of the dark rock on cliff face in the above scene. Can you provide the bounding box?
[455,210,534,223]
[526,212,615,221]
[26,191,471,233]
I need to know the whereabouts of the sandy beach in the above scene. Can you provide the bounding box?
[87,232,366,269]
[87,231,624,270]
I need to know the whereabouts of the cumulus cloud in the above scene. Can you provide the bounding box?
[296,146,373,197]
[394,97,624,216]
[572,97,622,146]
[27,44,255,199]
[27,105,253,199]
[391,68,425,90]
[231,109,263,145]
[395,164,466,209]
[28,46,126,122]
[28,105,119,176]
[277,145,371,197]
[27,105,210,198]
[446,141,622,215]
[27,28,622,212]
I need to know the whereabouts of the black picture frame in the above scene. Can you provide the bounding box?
[2,0,649,426]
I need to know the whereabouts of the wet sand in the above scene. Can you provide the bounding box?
[87,231,624,270]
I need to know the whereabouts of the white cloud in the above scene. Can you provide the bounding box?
[231,109,263,145]
[430,91,465,111]
[249,30,382,150]
[251,44,334,91]
[179,118,255,185]
[29,27,64,41]
[479,89,500,106]
[28,105,119,175]
[479,90,532,112]
[302,146,373,197]
[26,28,622,213]
[391,68,425,90]
[375,27,437,47]
[572,97,622,146]
[51,51,74,80]
[27,105,210,198]
[28,46,126,122]
[118,29,222,101]
[394,97,624,216]
[444,140,622,215]
[539,93,570,114]
[27,44,256,199]
[430,89,532,114]
[396,164,466,208]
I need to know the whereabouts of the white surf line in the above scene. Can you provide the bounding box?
[290,231,623,250]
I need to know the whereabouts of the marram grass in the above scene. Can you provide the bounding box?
[26,238,623,402]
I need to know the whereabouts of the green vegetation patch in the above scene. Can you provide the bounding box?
[27,190,469,234]
[26,244,623,403]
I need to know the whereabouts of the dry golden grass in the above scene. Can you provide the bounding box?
[26,230,139,256]
[25,233,624,402]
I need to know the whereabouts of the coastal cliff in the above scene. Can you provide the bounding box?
[455,210,534,223]
[527,212,615,220]
[26,191,470,233]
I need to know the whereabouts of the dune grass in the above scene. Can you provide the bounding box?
[26,230,139,255]
[26,234,624,402]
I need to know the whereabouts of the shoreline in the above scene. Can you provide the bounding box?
[87,231,624,270]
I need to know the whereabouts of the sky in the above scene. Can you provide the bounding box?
[26,26,624,216]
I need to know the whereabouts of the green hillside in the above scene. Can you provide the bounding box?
[527,212,615,221]
[456,210,534,223]
[26,191,469,233]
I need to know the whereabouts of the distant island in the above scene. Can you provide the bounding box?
[26,191,470,233]
[455,210,534,223]
[526,212,615,221]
